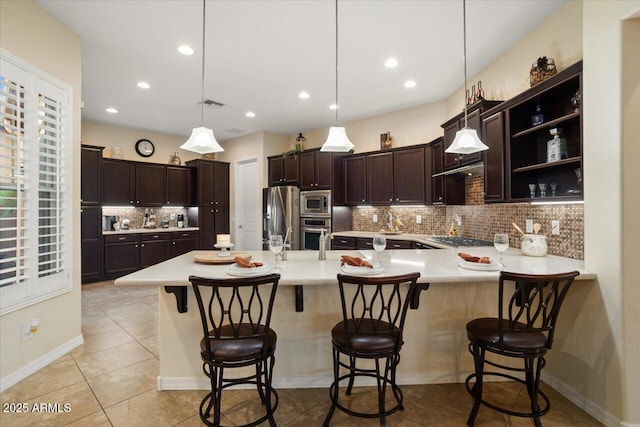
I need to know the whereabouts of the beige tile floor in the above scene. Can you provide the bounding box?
[0,280,603,427]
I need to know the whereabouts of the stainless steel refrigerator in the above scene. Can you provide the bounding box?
[263,186,300,250]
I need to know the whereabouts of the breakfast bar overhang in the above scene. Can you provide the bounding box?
[115,249,594,391]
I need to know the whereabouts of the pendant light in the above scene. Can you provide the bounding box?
[180,0,224,154]
[321,0,354,153]
[445,0,488,155]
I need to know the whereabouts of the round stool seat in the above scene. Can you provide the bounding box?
[331,319,400,355]
[466,317,547,354]
[200,324,277,362]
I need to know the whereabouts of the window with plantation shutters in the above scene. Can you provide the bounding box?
[0,51,73,314]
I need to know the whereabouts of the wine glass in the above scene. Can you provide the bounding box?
[269,235,283,269]
[550,183,557,197]
[538,183,547,198]
[528,184,537,198]
[372,233,387,264]
[493,233,509,266]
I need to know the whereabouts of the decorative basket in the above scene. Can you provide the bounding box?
[529,57,557,87]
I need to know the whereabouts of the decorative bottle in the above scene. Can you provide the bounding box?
[477,81,484,100]
[471,85,477,103]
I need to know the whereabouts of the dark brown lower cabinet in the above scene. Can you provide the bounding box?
[332,236,357,250]
[172,231,199,256]
[81,206,103,282]
[140,233,171,268]
[104,234,140,276]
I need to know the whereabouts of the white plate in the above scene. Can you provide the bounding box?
[341,264,384,276]
[457,260,501,271]
[226,263,271,277]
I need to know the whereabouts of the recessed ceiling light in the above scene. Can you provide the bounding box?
[404,80,417,88]
[106,107,118,114]
[177,45,194,55]
[245,111,256,118]
[299,91,310,99]
[329,104,339,110]
[384,58,399,68]
[137,81,151,89]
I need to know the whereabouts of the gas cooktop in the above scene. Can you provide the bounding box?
[429,236,494,247]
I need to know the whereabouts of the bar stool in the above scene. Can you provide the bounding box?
[323,272,422,427]
[465,270,579,427]
[189,273,280,427]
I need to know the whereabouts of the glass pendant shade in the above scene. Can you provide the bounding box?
[180,126,224,154]
[445,127,488,154]
[321,126,354,152]
[444,127,489,154]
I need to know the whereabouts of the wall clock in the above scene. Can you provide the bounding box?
[135,139,155,157]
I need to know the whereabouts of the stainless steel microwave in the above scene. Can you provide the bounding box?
[300,190,331,217]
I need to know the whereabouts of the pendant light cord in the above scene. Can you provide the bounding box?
[334,0,339,124]
[200,0,206,127]
[462,0,468,128]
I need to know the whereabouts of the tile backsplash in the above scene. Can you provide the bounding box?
[352,175,584,259]
[102,207,188,229]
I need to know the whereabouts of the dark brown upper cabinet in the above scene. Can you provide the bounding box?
[343,155,367,205]
[482,111,506,202]
[365,147,425,205]
[135,163,165,206]
[393,147,425,204]
[299,150,333,190]
[268,155,298,186]
[499,60,583,202]
[102,159,135,206]
[165,166,192,206]
[441,100,503,170]
[429,138,465,205]
[366,152,393,205]
[81,145,103,205]
[187,159,229,207]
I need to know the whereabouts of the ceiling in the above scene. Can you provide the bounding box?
[37,0,566,142]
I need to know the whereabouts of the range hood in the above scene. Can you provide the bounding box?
[432,161,484,177]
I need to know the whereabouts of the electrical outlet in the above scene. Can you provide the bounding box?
[170,213,176,220]
[373,214,378,223]
[551,220,560,235]
[22,324,32,341]
[416,215,422,224]
[525,219,534,233]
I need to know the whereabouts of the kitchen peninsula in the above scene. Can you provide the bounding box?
[115,248,594,391]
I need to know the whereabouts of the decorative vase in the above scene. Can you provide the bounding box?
[201,153,216,161]
[169,152,181,165]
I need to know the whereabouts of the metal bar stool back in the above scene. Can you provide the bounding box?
[324,272,423,427]
[465,270,579,427]
[190,273,280,427]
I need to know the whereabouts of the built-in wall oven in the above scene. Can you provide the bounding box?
[300,190,331,217]
[301,217,332,250]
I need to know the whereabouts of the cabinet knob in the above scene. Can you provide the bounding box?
[167,201,170,204]
[141,244,145,247]
[396,198,399,201]
[215,201,218,205]
[137,200,140,203]
[361,198,365,202]
[135,244,138,248]
[389,198,392,201]
[210,201,214,205]
[173,242,176,245]
[130,200,134,204]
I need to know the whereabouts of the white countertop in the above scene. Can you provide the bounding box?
[103,227,199,235]
[115,248,595,287]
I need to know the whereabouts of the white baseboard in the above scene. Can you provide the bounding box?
[157,371,468,391]
[542,372,637,427]
[0,334,84,393]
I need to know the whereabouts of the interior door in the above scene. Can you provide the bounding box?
[235,158,261,250]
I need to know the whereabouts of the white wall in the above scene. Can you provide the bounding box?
[622,16,640,425]
[82,120,202,164]
[0,0,82,381]
[581,2,640,425]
